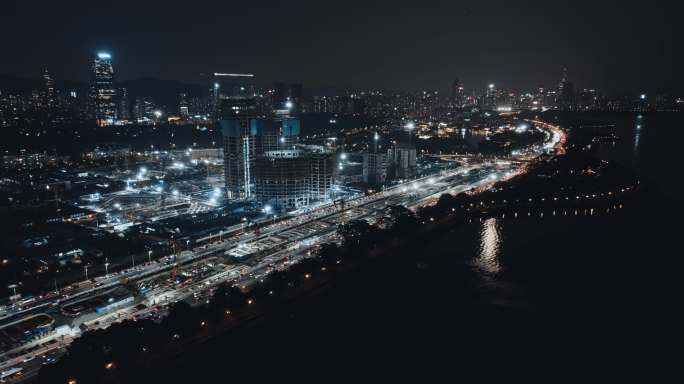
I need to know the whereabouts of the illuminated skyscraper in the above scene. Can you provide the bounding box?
[42,69,55,106]
[90,52,117,126]
[179,93,189,118]
[484,83,497,109]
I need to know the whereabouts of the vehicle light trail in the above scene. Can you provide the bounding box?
[0,120,568,380]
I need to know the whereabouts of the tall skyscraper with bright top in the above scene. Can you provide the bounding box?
[90,52,117,126]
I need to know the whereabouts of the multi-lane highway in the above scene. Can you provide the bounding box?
[0,122,567,382]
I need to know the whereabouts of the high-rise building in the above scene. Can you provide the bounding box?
[254,145,333,210]
[451,78,464,108]
[363,152,387,186]
[42,69,56,107]
[212,72,255,117]
[387,143,417,179]
[117,87,130,121]
[179,93,189,118]
[254,149,311,210]
[311,96,331,113]
[189,96,208,116]
[133,97,156,122]
[254,118,281,154]
[363,130,387,186]
[279,116,301,147]
[296,144,335,202]
[90,52,117,126]
[220,96,259,199]
[308,151,334,201]
[484,83,497,109]
[221,96,307,200]
[557,67,576,110]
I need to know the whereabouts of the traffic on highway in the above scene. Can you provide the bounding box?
[0,122,566,382]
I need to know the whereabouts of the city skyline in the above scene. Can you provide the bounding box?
[0,2,681,383]
[1,1,681,94]
[2,52,679,134]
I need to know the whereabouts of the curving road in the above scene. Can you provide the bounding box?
[0,121,567,382]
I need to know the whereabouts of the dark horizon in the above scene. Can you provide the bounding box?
[1,0,681,95]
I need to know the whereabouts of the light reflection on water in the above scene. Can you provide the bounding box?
[476,218,502,277]
[634,115,643,154]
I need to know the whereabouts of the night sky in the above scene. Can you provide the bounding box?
[1,0,681,94]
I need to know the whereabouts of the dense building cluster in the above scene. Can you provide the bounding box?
[218,82,334,210]
[2,56,682,131]
[305,69,682,120]
[0,51,679,214]
[0,70,82,128]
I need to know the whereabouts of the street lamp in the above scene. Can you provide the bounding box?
[148,250,152,263]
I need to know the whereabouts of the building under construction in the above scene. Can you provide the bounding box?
[254,145,334,210]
